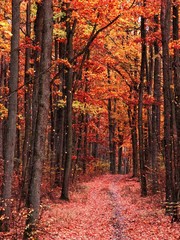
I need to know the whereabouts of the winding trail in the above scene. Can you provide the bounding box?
[40,174,180,240]
[40,174,128,239]
[1,174,179,239]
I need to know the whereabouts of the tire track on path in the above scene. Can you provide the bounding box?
[39,174,129,239]
[107,175,129,240]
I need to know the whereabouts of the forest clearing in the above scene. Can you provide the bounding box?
[0,0,180,239]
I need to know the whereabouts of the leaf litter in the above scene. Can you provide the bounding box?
[38,174,180,240]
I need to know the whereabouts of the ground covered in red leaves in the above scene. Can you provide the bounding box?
[38,174,180,240]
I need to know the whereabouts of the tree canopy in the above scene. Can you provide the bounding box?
[0,0,179,238]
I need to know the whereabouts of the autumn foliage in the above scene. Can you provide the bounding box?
[0,0,179,239]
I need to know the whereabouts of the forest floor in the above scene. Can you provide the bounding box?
[1,174,180,240]
[39,174,180,240]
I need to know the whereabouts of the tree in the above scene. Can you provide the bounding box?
[151,14,161,194]
[1,1,179,234]
[24,0,53,237]
[161,0,179,221]
[22,0,32,199]
[172,0,180,221]
[107,66,116,174]
[0,0,20,232]
[138,0,147,196]
[54,41,66,187]
[60,3,76,200]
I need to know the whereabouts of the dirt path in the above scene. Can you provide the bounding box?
[1,174,179,239]
[40,175,127,239]
[108,176,129,240]
[39,174,180,240]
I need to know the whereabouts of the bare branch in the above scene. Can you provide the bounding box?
[71,14,121,63]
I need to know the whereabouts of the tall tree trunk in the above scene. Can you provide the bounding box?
[23,2,44,205]
[49,38,60,186]
[0,0,20,232]
[146,45,153,185]
[32,2,44,132]
[138,6,147,196]
[128,57,138,178]
[151,14,161,194]
[15,102,21,172]
[54,107,65,185]
[72,114,83,182]
[118,133,123,174]
[24,0,53,238]
[92,118,100,159]
[107,67,116,174]
[172,0,180,221]
[49,86,55,185]
[54,41,66,186]
[22,0,32,199]
[112,99,117,172]
[83,113,88,174]
[130,105,138,177]
[0,58,3,160]
[61,7,76,200]
[161,0,177,219]
[0,55,7,159]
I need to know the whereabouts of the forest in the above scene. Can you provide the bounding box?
[0,0,180,239]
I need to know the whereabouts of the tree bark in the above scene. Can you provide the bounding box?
[0,55,7,160]
[128,57,138,178]
[151,14,161,194]
[129,105,138,177]
[22,0,32,199]
[107,67,116,174]
[61,6,76,200]
[54,41,66,186]
[118,133,123,174]
[172,1,180,221]
[0,0,20,232]
[24,0,53,238]
[138,9,147,196]
[161,0,178,220]
[23,2,44,206]
[83,113,88,174]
